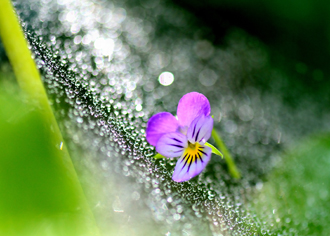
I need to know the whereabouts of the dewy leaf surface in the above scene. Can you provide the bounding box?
[6,0,330,235]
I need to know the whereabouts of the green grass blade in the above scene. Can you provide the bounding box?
[0,1,99,235]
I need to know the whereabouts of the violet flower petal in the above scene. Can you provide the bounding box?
[146,112,179,146]
[187,115,213,145]
[172,145,212,182]
[176,92,211,128]
[156,132,187,158]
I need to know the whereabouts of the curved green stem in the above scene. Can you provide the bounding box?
[211,129,241,179]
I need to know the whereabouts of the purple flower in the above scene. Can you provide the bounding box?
[146,92,214,182]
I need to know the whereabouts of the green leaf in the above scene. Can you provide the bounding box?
[205,142,223,158]
[153,153,166,159]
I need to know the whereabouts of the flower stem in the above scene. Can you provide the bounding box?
[211,129,241,179]
[0,0,99,235]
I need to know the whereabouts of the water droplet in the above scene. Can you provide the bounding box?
[158,71,174,86]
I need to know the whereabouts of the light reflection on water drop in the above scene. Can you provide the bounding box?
[158,71,174,86]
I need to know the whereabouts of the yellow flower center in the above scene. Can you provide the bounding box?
[187,141,201,155]
[181,142,206,167]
